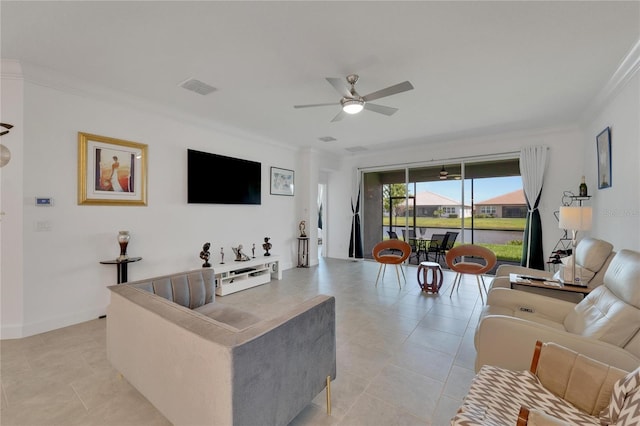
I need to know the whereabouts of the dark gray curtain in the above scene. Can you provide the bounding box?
[349,187,363,258]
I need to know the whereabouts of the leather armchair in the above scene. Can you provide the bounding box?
[475,249,640,373]
[489,237,615,302]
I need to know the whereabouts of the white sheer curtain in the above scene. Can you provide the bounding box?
[520,145,549,268]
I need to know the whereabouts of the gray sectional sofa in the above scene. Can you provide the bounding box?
[107,268,336,426]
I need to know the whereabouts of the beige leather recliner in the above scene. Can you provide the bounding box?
[489,237,615,302]
[475,249,640,373]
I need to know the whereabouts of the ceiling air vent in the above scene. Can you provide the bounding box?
[179,78,217,95]
[318,136,337,142]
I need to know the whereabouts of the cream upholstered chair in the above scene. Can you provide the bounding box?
[372,239,411,288]
[452,340,631,425]
[489,237,614,302]
[475,249,640,373]
[446,244,497,304]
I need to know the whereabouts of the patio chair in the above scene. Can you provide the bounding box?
[443,231,459,256]
[425,233,449,264]
[401,229,420,263]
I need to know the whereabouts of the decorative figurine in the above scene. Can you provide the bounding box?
[199,242,211,267]
[220,247,225,264]
[263,237,272,256]
[299,220,307,237]
[252,243,256,258]
[233,244,251,261]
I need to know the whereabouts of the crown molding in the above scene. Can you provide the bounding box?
[582,38,640,121]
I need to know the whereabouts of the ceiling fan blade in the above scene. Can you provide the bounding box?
[294,102,339,109]
[364,103,398,116]
[362,81,414,102]
[326,77,351,97]
[330,110,347,122]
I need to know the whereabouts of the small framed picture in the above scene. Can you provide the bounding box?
[78,132,148,205]
[270,167,294,196]
[596,127,612,189]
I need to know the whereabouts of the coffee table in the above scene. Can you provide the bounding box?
[509,273,591,298]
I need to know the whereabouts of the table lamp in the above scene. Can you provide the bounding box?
[558,206,592,284]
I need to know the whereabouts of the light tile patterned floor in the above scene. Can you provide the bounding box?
[1,257,486,425]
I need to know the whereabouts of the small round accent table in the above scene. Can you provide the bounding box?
[417,261,443,293]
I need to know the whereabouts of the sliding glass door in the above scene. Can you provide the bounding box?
[361,158,524,265]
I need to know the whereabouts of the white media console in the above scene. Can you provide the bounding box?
[214,255,281,296]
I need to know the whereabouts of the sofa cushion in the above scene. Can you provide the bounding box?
[128,269,215,309]
[536,343,626,416]
[564,286,640,347]
[194,303,262,330]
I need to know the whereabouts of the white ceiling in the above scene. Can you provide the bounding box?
[2,1,639,156]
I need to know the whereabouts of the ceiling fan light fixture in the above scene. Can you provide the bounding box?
[341,98,364,114]
[439,165,448,180]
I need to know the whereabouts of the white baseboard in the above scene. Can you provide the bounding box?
[1,306,107,339]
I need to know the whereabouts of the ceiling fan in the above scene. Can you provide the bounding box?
[439,165,462,180]
[294,74,414,122]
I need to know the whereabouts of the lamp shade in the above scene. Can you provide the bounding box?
[559,206,592,231]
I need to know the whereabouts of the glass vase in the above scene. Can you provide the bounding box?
[118,231,130,261]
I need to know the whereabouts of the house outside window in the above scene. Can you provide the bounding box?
[480,206,497,215]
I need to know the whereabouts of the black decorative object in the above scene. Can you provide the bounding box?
[220,247,225,264]
[199,242,211,267]
[263,237,272,256]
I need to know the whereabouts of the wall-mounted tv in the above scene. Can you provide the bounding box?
[187,149,261,205]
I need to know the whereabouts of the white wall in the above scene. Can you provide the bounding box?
[1,60,25,337]
[1,61,307,338]
[582,71,640,251]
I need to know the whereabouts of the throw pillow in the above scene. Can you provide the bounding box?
[600,366,640,425]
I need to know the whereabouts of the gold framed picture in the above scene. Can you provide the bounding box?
[78,132,148,206]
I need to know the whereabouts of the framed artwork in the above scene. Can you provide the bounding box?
[270,167,294,196]
[78,132,148,205]
[596,127,612,189]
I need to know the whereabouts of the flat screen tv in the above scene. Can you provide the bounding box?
[187,149,261,205]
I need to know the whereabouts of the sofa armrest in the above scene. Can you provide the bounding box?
[486,288,576,321]
[231,295,336,426]
[474,315,640,373]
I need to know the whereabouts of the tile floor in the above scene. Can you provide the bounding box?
[1,257,486,425]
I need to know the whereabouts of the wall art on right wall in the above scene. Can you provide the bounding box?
[596,126,612,189]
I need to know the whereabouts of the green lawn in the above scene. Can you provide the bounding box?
[383,216,526,231]
[473,243,522,262]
